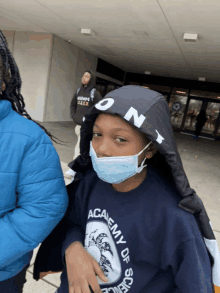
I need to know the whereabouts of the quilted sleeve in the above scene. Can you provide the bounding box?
[0,134,69,268]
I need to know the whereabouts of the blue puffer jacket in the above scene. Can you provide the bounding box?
[0,100,69,281]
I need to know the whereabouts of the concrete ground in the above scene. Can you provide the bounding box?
[23,122,220,293]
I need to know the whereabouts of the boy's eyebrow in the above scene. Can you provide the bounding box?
[93,124,130,133]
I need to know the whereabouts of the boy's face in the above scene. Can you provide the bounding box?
[81,72,91,85]
[92,113,153,165]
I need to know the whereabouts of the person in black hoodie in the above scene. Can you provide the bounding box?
[66,70,102,178]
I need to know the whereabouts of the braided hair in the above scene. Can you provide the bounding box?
[0,30,64,144]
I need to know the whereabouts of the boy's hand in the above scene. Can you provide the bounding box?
[65,241,108,293]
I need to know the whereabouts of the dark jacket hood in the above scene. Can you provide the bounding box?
[70,85,216,243]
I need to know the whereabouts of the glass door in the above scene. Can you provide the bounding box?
[201,102,220,137]
[169,94,188,130]
[183,99,203,131]
[96,78,122,98]
[96,78,107,98]
[182,98,220,139]
[106,83,115,95]
[96,83,106,97]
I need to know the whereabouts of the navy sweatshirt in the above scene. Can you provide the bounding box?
[58,167,212,293]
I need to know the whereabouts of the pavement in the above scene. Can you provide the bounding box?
[23,121,220,293]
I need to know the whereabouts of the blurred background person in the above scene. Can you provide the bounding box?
[66,70,102,178]
[193,109,207,139]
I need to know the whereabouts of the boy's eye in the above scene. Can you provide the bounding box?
[116,137,127,143]
[93,132,101,138]
[92,133,127,143]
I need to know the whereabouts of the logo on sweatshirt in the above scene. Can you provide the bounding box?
[85,208,134,292]
[85,221,122,284]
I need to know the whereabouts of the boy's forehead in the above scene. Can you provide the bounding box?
[95,112,128,126]
[94,113,148,139]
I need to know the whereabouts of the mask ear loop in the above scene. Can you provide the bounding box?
[137,141,152,156]
[137,141,152,172]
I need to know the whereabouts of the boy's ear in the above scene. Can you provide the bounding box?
[145,151,154,159]
[145,144,157,159]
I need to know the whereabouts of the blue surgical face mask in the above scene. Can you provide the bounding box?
[89,141,152,184]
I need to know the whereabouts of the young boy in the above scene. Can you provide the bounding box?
[34,86,220,293]
[66,70,102,179]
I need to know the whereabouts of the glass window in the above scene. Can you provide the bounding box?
[142,84,171,94]
[190,90,220,100]
[127,82,140,86]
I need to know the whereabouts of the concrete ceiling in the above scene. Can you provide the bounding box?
[0,0,220,83]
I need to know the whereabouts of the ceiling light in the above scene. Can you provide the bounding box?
[183,33,198,42]
[176,91,186,94]
[198,77,206,82]
[144,71,151,75]
[81,28,96,37]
